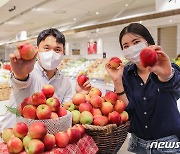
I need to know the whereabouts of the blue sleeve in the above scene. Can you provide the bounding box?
[151,63,180,99]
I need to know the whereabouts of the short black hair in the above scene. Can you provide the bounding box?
[119,23,155,49]
[37,28,65,47]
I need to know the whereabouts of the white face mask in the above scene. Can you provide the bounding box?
[122,42,147,64]
[38,50,63,70]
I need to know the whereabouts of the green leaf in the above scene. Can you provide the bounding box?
[6,105,21,117]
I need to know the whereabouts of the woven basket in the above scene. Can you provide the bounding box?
[83,121,130,154]
[16,110,72,135]
[0,83,11,101]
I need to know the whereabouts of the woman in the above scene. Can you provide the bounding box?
[106,23,180,154]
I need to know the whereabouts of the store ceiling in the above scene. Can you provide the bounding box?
[0,0,156,44]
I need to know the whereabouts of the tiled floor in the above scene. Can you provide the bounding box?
[117,133,133,154]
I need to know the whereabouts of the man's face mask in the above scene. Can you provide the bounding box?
[38,50,63,70]
[122,42,147,64]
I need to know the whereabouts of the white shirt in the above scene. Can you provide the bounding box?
[2,62,72,130]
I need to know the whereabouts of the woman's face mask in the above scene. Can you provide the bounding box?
[122,42,147,64]
[38,50,63,70]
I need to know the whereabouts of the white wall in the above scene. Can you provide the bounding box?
[156,0,180,11]
[66,26,160,59]
[177,24,180,55]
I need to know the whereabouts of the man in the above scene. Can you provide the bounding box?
[2,28,91,129]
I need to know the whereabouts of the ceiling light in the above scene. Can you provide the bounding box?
[0,0,10,8]
[73,18,77,21]
[96,12,99,15]
[96,29,99,32]
[169,19,173,22]
[53,10,66,14]
[4,21,21,25]
[125,4,128,7]
[139,21,142,24]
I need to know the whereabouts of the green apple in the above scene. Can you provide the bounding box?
[79,111,93,124]
[71,110,81,124]
[63,101,75,112]
[23,135,32,148]
[2,128,14,143]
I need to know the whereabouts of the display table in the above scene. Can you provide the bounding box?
[0,135,98,154]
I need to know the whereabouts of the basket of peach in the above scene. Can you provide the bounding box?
[64,73,130,154]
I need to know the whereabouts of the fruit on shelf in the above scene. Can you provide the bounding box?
[140,47,158,67]
[18,43,36,60]
[109,57,122,69]
[3,64,11,72]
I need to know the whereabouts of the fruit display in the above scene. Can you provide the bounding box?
[59,58,95,77]
[64,87,129,127]
[172,54,180,66]
[3,84,73,137]
[58,57,128,83]
[86,59,109,80]
[1,121,85,153]
[18,84,64,120]
[0,68,11,83]
[3,63,12,72]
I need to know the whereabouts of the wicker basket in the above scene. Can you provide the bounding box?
[0,83,11,101]
[83,121,130,154]
[16,110,72,135]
